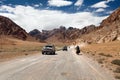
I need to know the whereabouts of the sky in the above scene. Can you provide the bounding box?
[0,0,120,32]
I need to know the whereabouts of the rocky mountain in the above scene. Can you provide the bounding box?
[80,7,120,43]
[0,16,30,40]
[30,7,120,44]
[29,25,97,43]
[98,7,120,43]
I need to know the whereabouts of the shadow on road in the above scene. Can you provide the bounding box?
[43,53,58,55]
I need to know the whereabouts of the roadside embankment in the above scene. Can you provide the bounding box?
[81,41,120,80]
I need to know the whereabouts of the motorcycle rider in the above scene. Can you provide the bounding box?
[75,46,80,55]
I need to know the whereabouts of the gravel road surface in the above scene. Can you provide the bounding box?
[0,49,115,80]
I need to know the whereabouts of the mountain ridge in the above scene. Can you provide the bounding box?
[29,7,120,44]
[81,7,120,44]
[0,16,32,40]
[1,7,120,44]
[29,25,97,43]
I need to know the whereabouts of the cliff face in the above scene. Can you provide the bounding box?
[0,16,29,40]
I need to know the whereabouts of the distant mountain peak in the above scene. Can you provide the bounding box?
[29,25,97,43]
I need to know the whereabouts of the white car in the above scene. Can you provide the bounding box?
[42,45,56,55]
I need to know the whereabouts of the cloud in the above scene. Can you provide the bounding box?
[91,1,108,8]
[48,0,73,7]
[106,10,114,14]
[33,3,43,8]
[0,5,107,32]
[106,0,115,3]
[74,0,84,6]
[95,8,105,12]
[91,0,114,8]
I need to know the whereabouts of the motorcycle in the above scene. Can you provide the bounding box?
[75,46,80,55]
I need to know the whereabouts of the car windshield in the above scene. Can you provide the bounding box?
[43,45,54,49]
[45,45,53,48]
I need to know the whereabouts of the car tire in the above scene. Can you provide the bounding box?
[53,52,55,55]
[50,52,53,55]
[42,52,44,55]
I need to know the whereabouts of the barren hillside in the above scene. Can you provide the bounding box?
[0,16,33,40]
[80,7,120,43]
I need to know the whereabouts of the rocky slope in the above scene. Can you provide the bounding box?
[98,7,120,43]
[0,16,30,40]
[80,7,120,43]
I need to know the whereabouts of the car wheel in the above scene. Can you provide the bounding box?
[53,52,55,55]
[50,52,53,55]
[42,52,44,55]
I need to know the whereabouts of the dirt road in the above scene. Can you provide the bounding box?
[0,49,115,80]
